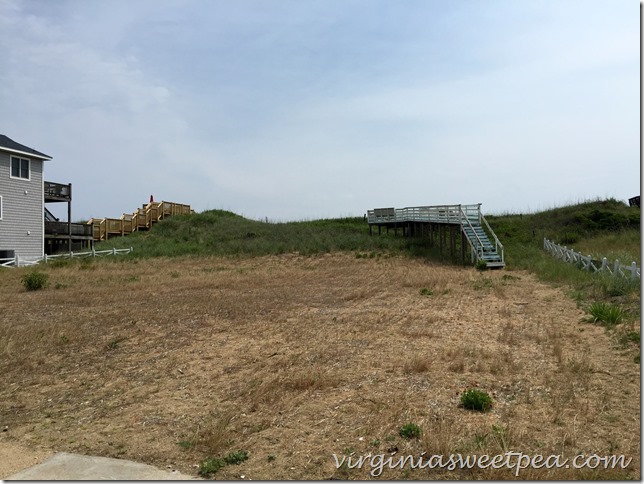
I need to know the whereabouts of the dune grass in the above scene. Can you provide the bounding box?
[96,199,640,303]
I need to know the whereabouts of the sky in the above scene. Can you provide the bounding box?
[0,0,640,222]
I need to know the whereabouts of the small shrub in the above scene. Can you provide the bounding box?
[475,259,488,271]
[22,271,49,291]
[419,287,433,296]
[587,302,625,326]
[460,388,493,412]
[198,457,225,477]
[399,423,421,439]
[224,450,249,465]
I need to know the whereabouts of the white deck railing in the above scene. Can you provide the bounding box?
[367,203,481,225]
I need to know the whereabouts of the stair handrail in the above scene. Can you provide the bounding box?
[480,213,504,264]
[458,205,486,261]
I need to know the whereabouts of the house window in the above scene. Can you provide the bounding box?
[10,156,30,180]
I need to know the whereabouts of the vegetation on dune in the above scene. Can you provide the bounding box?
[93,197,640,353]
[97,198,639,284]
[94,209,426,259]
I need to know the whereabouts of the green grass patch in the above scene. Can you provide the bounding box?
[460,389,493,412]
[587,302,625,327]
[399,423,422,439]
[22,271,49,291]
[198,450,249,478]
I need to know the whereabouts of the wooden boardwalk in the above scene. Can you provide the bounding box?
[367,203,505,268]
[88,200,193,241]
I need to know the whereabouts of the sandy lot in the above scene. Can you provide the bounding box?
[0,253,639,479]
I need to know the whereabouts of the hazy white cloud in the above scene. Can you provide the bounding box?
[0,0,639,221]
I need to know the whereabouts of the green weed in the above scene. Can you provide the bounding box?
[22,271,49,291]
[399,423,422,439]
[475,259,488,271]
[587,302,625,326]
[460,389,493,412]
[198,450,249,478]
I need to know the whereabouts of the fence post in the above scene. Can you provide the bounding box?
[601,257,607,272]
[614,260,620,275]
[112,247,116,256]
[631,261,638,280]
[44,253,48,264]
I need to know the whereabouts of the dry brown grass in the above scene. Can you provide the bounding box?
[0,253,639,479]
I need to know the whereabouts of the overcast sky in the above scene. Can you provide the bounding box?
[1,0,639,222]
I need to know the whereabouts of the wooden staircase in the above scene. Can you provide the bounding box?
[88,200,193,241]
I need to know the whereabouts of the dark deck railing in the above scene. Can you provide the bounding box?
[45,221,93,237]
[44,181,71,201]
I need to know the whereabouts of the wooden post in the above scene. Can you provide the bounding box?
[67,183,72,254]
[461,229,467,263]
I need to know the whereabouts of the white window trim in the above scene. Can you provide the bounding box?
[9,155,31,181]
[0,195,2,220]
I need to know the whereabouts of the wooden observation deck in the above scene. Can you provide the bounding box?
[367,203,505,268]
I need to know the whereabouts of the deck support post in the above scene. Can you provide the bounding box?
[449,225,456,259]
[461,229,467,264]
[67,183,72,254]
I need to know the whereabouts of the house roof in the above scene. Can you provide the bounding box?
[0,134,52,160]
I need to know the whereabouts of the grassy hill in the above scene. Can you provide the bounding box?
[98,197,639,265]
[97,198,639,289]
[95,197,640,341]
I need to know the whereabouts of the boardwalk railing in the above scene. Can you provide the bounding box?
[89,201,193,241]
[543,238,640,280]
[368,204,470,225]
[0,247,134,268]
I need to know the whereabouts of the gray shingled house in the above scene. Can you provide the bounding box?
[0,135,52,260]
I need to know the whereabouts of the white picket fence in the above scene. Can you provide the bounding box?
[0,247,134,268]
[543,238,640,280]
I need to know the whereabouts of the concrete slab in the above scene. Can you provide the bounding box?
[5,452,196,480]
